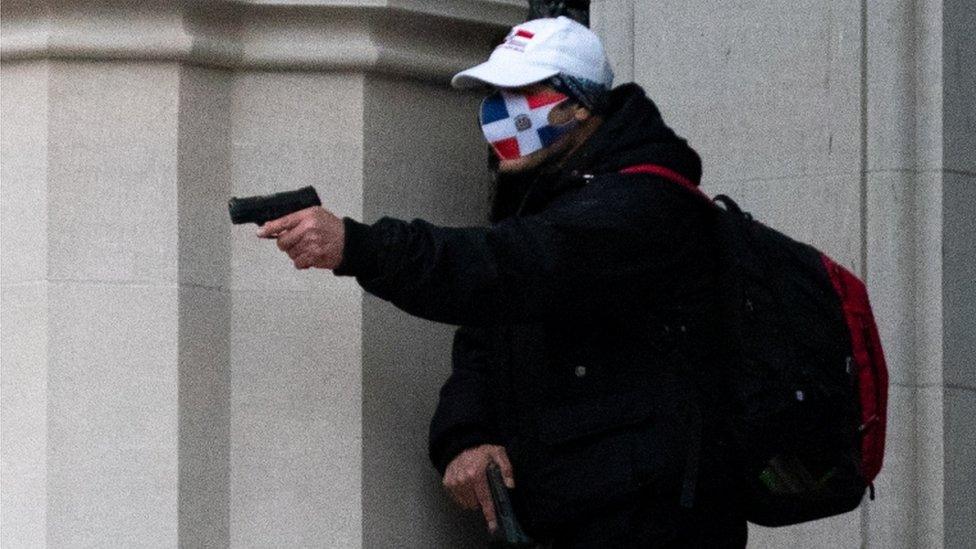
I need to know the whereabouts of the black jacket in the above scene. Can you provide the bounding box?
[334,84,721,533]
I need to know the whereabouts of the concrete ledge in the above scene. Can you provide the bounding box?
[0,0,524,82]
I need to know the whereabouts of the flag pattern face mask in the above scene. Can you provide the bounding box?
[480,89,578,161]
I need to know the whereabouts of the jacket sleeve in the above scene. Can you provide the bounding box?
[334,177,703,326]
[428,325,499,475]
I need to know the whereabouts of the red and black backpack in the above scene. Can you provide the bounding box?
[622,164,889,526]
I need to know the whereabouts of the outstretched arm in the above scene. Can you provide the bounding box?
[257,176,703,325]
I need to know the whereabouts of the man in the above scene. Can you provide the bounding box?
[257,16,746,548]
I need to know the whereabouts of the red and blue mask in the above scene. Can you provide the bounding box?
[479,89,578,161]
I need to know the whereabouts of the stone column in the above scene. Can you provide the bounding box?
[2,52,188,545]
[1,56,51,549]
[0,1,522,547]
[934,1,976,546]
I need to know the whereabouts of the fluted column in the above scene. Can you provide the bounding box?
[1,1,523,546]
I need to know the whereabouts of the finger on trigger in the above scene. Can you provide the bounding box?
[491,448,515,488]
[257,211,301,238]
[473,476,496,531]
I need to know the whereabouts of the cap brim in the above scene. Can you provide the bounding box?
[451,60,559,89]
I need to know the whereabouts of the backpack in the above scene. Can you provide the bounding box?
[620,164,889,526]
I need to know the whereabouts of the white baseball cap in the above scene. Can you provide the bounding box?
[452,16,614,90]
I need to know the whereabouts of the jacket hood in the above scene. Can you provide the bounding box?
[560,83,702,183]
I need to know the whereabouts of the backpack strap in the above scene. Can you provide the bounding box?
[619,163,714,510]
[619,164,711,202]
[619,164,750,220]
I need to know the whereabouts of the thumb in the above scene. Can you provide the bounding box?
[490,447,515,489]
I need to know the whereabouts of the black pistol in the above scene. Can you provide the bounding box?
[486,463,535,547]
[228,186,321,226]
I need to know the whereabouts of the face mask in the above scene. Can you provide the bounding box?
[479,89,578,161]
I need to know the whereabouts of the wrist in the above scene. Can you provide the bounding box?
[333,217,379,278]
[432,429,498,475]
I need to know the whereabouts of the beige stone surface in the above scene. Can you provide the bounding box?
[866,383,918,548]
[590,0,635,84]
[916,384,946,549]
[178,285,231,548]
[866,171,917,387]
[1,61,48,284]
[943,0,976,174]
[914,0,945,174]
[0,282,48,547]
[46,281,180,547]
[1,1,190,61]
[360,75,495,547]
[0,60,51,548]
[943,172,976,390]
[177,65,233,290]
[174,65,234,547]
[1,1,523,80]
[46,61,180,284]
[943,386,976,546]
[230,288,363,547]
[914,171,945,388]
[866,0,918,172]
[633,0,862,183]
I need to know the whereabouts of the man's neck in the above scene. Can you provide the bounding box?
[554,116,605,172]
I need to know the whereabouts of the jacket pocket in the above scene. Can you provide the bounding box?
[511,391,658,532]
[535,390,656,444]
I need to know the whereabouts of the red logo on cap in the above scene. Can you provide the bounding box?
[501,28,535,52]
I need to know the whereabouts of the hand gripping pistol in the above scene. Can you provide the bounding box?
[487,463,535,547]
